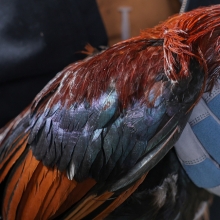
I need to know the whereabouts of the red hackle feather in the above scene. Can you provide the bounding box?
[31,5,220,113]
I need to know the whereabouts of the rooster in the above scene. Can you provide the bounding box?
[0,5,220,219]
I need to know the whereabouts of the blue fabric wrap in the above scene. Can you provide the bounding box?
[192,116,220,164]
[187,92,220,188]
[183,158,220,188]
[208,94,220,120]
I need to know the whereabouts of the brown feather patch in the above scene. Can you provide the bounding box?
[64,174,147,219]
[0,133,29,183]
[54,177,96,218]
[2,150,39,220]
[38,172,77,219]
[2,148,97,219]
[16,162,60,219]
[64,192,114,220]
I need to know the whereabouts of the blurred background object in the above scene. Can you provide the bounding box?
[97,0,181,45]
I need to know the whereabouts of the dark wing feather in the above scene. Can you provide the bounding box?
[28,86,167,183]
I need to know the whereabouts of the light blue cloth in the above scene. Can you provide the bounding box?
[175,80,220,196]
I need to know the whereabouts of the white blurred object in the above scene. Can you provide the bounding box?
[180,0,189,13]
[118,7,132,40]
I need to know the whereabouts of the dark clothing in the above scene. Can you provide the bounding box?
[0,0,108,127]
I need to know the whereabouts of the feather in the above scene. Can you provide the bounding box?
[2,150,39,219]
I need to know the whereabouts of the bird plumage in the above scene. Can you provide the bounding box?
[1,5,220,219]
[105,150,211,220]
